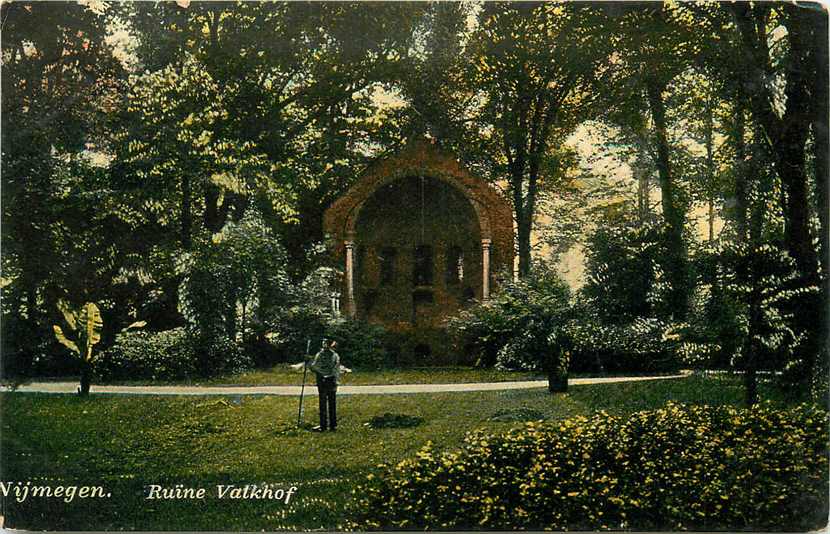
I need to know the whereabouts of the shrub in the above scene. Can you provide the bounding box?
[349,402,829,531]
[327,318,391,370]
[97,328,197,381]
[98,328,251,381]
[582,221,669,324]
[567,316,680,373]
[716,242,820,390]
[195,333,252,377]
[179,210,294,349]
[448,266,572,371]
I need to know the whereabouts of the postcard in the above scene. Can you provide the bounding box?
[1,1,828,531]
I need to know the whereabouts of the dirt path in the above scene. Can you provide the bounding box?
[2,373,690,396]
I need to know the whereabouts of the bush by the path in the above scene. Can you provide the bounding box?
[97,328,197,381]
[349,402,829,531]
[97,328,250,380]
[327,319,392,369]
[567,317,680,373]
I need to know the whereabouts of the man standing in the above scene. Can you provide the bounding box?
[309,338,340,432]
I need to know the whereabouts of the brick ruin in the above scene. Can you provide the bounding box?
[323,138,514,364]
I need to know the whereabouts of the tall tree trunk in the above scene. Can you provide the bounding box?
[732,101,748,242]
[646,78,688,320]
[204,185,220,232]
[508,142,532,278]
[731,4,818,276]
[810,7,829,402]
[546,348,568,393]
[732,3,821,393]
[744,293,760,406]
[78,360,91,396]
[779,139,817,278]
[778,6,820,283]
[517,208,533,279]
[708,200,715,242]
[636,165,648,226]
[181,173,192,250]
[26,285,38,323]
[731,97,758,406]
[705,93,716,242]
[745,123,771,407]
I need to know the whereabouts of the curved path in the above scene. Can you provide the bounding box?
[2,373,690,396]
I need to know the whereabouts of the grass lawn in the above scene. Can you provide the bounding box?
[1,374,786,531]
[206,365,543,386]
[6,365,690,388]
[5,365,544,387]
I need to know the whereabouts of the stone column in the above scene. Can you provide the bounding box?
[481,239,491,301]
[345,241,356,317]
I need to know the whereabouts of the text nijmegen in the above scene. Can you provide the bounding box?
[0,481,110,503]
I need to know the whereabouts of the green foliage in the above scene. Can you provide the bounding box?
[50,300,143,393]
[462,3,615,275]
[52,301,104,363]
[115,53,289,238]
[583,220,668,323]
[179,211,291,345]
[326,318,392,370]
[447,267,572,371]
[122,2,424,263]
[717,241,820,381]
[567,313,680,373]
[350,402,829,531]
[574,221,686,373]
[97,328,197,381]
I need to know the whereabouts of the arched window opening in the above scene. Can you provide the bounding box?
[413,245,433,286]
[379,247,396,285]
[446,245,464,285]
[356,245,367,284]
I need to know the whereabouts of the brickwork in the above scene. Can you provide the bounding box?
[323,138,514,363]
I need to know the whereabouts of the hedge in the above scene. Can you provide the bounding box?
[97,328,250,381]
[348,402,829,531]
[568,317,680,373]
[96,328,197,381]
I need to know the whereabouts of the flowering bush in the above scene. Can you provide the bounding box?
[349,402,828,531]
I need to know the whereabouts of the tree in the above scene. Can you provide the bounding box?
[608,2,707,320]
[178,210,292,354]
[686,2,827,399]
[583,220,667,324]
[125,1,424,267]
[1,1,127,374]
[728,4,821,280]
[113,54,279,250]
[463,2,615,277]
